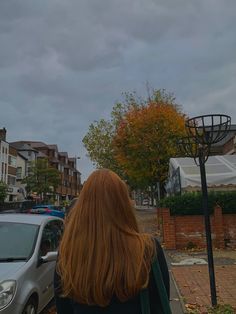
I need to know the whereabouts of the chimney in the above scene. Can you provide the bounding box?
[0,127,7,141]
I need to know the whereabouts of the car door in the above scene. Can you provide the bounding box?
[36,219,64,309]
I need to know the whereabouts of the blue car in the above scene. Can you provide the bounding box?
[29,204,65,219]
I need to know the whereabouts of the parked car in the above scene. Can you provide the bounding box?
[0,214,63,314]
[29,205,65,219]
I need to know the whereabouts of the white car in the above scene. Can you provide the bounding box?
[0,214,63,314]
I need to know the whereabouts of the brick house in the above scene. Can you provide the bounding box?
[11,141,82,203]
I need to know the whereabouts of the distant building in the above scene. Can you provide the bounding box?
[15,152,28,200]
[210,124,236,155]
[10,140,82,203]
[0,129,8,184]
[0,128,19,201]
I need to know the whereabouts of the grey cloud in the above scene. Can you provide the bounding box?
[1,0,236,180]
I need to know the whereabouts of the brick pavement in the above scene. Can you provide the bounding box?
[171,265,236,313]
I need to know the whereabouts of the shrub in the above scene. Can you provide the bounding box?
[207,304,234,314]
[158,191,236,215]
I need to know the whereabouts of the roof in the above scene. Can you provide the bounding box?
[68,157,76,162]
[25,141,48,148]
[37,151,48,158]
[0,213,62,225]
[48,144,58,151]
[210,124,236,147]
[211,133,235,148]
[59,152,68,157]
[51,158,59,163]
[169,155,236,189]
[10,142,38,152]
[17,152,28,160]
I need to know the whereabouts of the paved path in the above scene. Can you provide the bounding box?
[172,265,236,312]
[137,208,236,313]
[165,248,236,312]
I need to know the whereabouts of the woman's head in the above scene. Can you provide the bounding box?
[72,168,138,233]
[57,169,155,306]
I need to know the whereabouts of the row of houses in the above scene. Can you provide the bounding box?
[0,127,82,203]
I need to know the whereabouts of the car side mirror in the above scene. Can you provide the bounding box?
[40,251,58,263]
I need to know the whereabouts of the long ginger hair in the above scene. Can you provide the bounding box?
[57,169,155,306]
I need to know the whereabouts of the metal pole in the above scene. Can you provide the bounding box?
[199,149,217,307]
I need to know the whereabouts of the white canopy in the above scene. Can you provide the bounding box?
[166,155,236,193]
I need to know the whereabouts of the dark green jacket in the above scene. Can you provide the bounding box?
[54,239,170,314]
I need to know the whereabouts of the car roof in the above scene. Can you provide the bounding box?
[33,204,54,207]
[0,213,62,225]
[33,204,58,208]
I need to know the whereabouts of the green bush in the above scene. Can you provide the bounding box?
[207,304,234,314]
[158,191,236,215]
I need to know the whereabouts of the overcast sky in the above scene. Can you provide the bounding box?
[1,0,236,181]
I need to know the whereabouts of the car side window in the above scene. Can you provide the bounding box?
[39,220,64,256]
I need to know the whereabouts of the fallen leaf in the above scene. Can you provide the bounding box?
[185,303,198,310]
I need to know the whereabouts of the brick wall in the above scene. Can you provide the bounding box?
[175,215,206,249]
[158,206,236,249]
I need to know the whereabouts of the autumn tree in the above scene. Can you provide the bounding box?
[82,119,116,169]
[83,89,186,195]
[113,90,187,194]
[82,95,140,178]
[23,158,61,202]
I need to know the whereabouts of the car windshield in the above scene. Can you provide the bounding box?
[0,222,39,261]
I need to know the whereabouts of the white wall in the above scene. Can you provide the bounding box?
[0,140,9,184]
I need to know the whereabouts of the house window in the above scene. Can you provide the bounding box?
[8,155,17,167]
[16,167,22,179]
[59,164,64,172]
[8,175,16,185]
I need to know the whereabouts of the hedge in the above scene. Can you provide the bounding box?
[158,191,236,215]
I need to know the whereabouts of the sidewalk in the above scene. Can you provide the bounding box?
[172,265,236,312]
[136,208,236,313]
[166,249,236,313]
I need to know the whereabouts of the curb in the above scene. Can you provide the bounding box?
[164,249,186,313]
[169,269,186,313]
